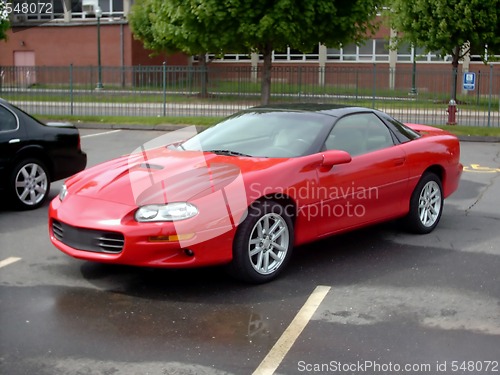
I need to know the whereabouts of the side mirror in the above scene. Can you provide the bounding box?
[321,150,352,168]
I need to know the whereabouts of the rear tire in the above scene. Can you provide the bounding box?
[228,200,294,283]
[10,158,50,210]
[404,172,443,234]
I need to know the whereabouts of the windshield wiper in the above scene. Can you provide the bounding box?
[207,149,252,157]
[166,142,186,151]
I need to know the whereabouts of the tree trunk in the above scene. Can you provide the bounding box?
[451,46,460,101]
[198,54,209,98]
[261,43,273,105]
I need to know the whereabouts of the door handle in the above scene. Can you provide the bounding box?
[9,139,21,144]
[394,157,406,166]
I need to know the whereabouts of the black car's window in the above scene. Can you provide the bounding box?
[0,105,18,132]
[324,113,394,156]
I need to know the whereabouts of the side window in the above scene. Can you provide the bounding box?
[0,105,18,132]
[324,113,394,156]
[364,114,395,152]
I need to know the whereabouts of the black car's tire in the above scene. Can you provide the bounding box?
[10,158,51,210]
[228,200,294,283]
[404,172,443,234]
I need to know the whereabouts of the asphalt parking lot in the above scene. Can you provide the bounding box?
[1,129,499,375]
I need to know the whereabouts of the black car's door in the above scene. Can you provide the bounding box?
[0,103,26,187]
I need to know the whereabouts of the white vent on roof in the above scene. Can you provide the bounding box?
[82,0,99,14]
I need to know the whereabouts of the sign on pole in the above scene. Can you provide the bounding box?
[463,72,476,90]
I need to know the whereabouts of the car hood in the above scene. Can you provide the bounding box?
[66,148,288,206]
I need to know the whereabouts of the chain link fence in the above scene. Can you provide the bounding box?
[0,64,498,126]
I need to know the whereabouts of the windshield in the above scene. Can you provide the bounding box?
[181,111,334,158]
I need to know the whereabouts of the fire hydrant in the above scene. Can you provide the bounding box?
[446,99,458,125]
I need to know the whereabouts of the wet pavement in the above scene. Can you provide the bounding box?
[1,130,499,375]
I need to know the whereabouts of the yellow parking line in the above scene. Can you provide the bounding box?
[463,164,500,173]
[253,285,331,375]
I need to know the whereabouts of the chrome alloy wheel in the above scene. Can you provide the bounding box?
[15,162,48,206]
[418,180,442,227]
[248,212,290,275]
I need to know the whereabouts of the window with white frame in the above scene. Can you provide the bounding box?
[11,0,65,21]
[10,0,125,21]
[71,0,124,19]
[397,42,450,62]
[326,39,389,62]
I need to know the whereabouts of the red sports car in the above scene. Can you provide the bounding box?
[49,104,463,283]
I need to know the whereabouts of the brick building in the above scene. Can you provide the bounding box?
[0,0,187,68]
[1,0,497,94]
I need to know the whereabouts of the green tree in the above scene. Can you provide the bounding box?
[129,0,382,104]
[389,0,500,100]
[230,0,381,104]
[129,0,242,96]
[1,1,11,41]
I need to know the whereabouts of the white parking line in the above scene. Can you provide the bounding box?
[0,257,22,269]
[252,285,331,375]
[81,130,121,138]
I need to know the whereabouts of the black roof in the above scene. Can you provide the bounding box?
[249,103,375,118]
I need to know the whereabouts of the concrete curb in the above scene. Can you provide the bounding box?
[75,123,194,132]
[456,135,500,143]
[74,123,500,143]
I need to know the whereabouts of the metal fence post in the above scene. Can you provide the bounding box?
[70,64,74,116]
[162,62,167,117]
[355,70,359,101]
[476,70,481,105]
[372,63,377,108]
[89,65,93,90]
[298,67,302,101]
[488,64,492,127]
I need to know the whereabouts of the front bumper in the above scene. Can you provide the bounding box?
[49,195,236,268]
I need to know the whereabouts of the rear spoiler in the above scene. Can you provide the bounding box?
[404,123,448,136]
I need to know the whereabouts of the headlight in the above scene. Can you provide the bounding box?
[59,184,68,201]
[135,202,198,222]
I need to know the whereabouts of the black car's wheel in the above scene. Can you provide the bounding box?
[405,172,443,234]
[10,158,50,210]
[228,200,294,283]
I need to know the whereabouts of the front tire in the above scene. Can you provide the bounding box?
[405,172,443,234]
[10,158,50,210]
[228,200,294,283]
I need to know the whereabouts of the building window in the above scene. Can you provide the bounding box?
[14,0,64,21]
[396,42,412,62]
[71,0,125,19]
[326,47,341,60]
[273,46,319,61]
[358,40,373,60]
[342,44,357,61]
[9,0,125,21]
[375,39,389,61]
[325,40,389,62]
[98,0,123,15]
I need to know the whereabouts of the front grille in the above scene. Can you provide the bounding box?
[52,220,64,241]
[96,235,125,253]
[52,220,124,254]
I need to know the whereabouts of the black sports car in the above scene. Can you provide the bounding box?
[0,98,87,209]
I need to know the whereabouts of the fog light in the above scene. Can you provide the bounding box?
[184,249,194,256]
